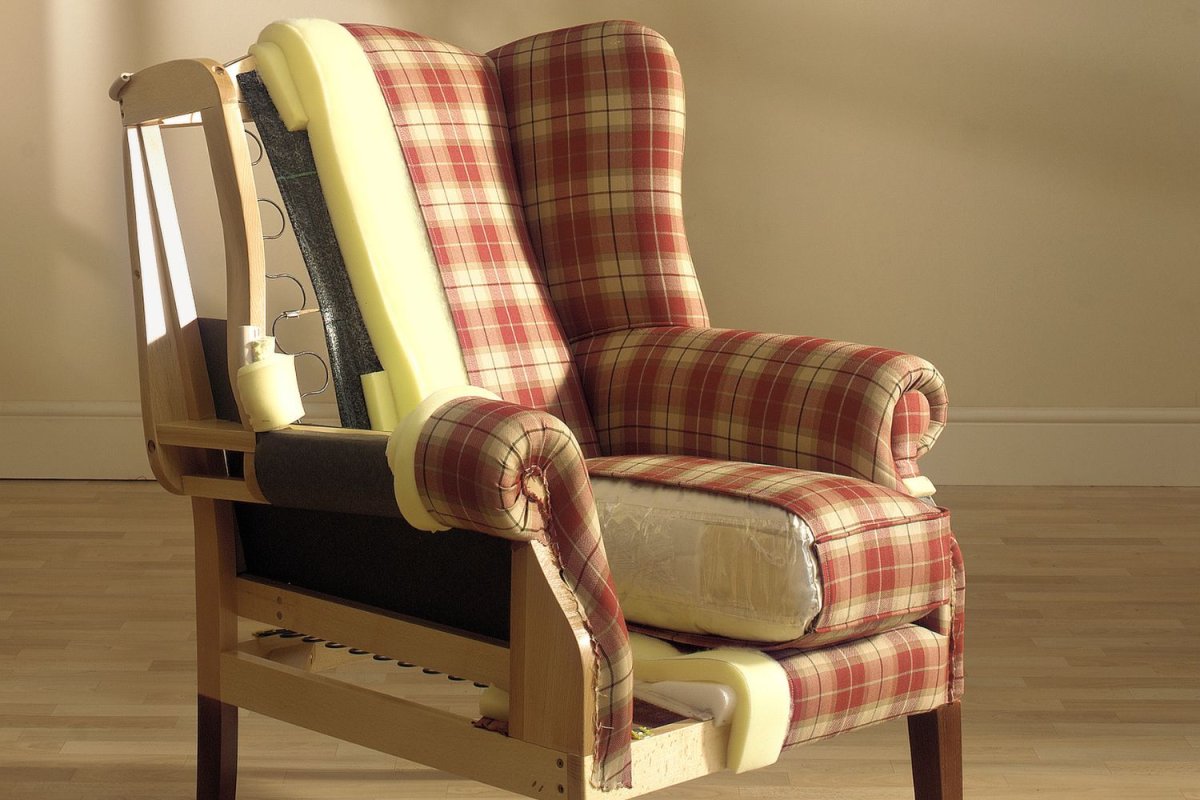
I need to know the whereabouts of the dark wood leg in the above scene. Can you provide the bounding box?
[907,701,962,800]
[193,499,240,799]
[197,694,237,799]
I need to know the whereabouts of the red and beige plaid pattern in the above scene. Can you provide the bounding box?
[489,22,709,343]
[586,454,955,649]
[411,395,632,789]
[892,391,931,480]
[920,538,966,700]
[575,326,948,490]
[344,24,600,454]
[774,624,950,748]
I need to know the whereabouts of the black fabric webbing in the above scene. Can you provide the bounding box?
[197,317,240,423]
[254,428,402,518]
[238,71,381,430]
[235,502,511,643]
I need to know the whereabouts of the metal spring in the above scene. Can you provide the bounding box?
[253,188,330,398]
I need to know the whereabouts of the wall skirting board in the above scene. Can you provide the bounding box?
[0,402,151,479]
[919,407,1200,487]
[0,400,341,480]
[1,402,1196,485]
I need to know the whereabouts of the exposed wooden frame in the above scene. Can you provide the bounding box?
[577,720,729,800]
[510,541,595,756]
[117,55,266,503]
[220,650,571,798]
[235,577,510,688]
[156,419,255,451]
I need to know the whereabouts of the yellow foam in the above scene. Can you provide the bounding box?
[386,385,500,531]
[361,371,398,432]
[251,20,468,429]
[474,633,790,773]
[629,633,790,773]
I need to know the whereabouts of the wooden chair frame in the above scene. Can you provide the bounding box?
[110,54,961,800]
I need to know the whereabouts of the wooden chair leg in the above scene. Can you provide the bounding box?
[193,499,240,799]
[197,695,238,799]
[907,701,962,800]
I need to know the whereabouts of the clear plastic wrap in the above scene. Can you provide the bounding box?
[592,477,822,642]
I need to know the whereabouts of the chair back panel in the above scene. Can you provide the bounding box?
[344,24,599,454]
[490,22,709,343]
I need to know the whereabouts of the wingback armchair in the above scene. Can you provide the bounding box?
[111,18,964,800]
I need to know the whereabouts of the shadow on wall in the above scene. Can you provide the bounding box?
[0,0,152,405]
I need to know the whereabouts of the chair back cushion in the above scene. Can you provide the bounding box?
[490,22,709,342]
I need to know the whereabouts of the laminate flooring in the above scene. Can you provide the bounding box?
[0,481,1196,798]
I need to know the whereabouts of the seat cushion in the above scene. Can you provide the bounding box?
[588,455,955,648]
[592,476,823,642]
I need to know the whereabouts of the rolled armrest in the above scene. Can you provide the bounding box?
[402,395,634,789]
[574,326,948,490]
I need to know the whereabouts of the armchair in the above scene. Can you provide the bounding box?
[111,17,963,800]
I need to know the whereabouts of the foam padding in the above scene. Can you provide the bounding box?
[629,633,790,773]
[251,20,469,425]
[386,385,501,531]
[478,632,791,772]
[361,371,398,432]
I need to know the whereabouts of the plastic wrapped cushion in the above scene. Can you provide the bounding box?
[592,477,822,643]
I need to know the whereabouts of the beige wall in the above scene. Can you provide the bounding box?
[2,1,1197,481]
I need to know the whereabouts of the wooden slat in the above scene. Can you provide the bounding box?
[123,127,206,493]
[156,419,255,452]
[283,423,391,442]
[235,577,509,689]
[219,651,567,799]
[574,720,729,800]
[200,100,266,426]
[181,476,265,504]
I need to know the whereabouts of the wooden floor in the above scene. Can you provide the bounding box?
[0,481,1196,799]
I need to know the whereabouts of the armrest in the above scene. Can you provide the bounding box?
[574,327,948,491]
[398,394,634,789]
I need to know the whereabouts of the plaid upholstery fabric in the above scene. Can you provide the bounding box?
[586,454,955,650]
[344,24,600,455]
[920,538,966,700]
[892,391,931,480]
[575,326,948,490]
[774,624,950,748]
[490,22,709,342]
[412,395,631,789]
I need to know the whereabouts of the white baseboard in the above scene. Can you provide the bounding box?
[1,402,1196,485]
[919,407,1200,486]
[0,400,342,480]
[0,401,152,479]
